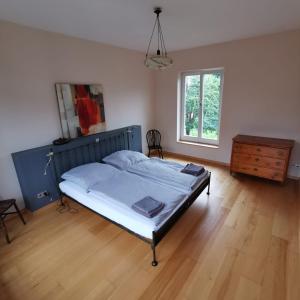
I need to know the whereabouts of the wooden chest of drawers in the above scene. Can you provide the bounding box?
[230,135,294,182]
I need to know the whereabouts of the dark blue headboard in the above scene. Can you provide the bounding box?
[12,125,142,211]
[52,125,141,183]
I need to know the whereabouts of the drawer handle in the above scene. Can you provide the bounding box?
[253,168,258,171]
[256,148,261,152]
[255,158,260,162]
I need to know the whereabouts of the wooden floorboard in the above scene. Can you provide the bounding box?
[0,155,299,300]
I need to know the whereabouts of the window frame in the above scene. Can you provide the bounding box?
[179,68,224,146]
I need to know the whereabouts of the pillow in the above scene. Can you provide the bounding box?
[102,150,148,170]
[61,162,120,191]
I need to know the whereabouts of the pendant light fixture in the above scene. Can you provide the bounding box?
[145,7,173,70]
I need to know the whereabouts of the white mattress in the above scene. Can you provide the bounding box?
[59,173,209,239]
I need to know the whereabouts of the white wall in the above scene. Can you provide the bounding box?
[0,21,155,208]
[1,22,299,210]
[154,30,300,178]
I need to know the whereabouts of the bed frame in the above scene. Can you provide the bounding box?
[50,125,211,266]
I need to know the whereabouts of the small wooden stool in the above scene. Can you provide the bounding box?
[0,199,26,243]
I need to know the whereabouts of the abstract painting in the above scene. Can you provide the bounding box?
[55,83,106,138]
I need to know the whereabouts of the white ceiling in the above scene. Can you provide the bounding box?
[0,0,300,52]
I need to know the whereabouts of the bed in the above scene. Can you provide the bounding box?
[51,126,211,266]
[59,164,188,239]
[102,150,209,193]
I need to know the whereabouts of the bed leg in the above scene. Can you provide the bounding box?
[151,244,158,267]
[59,194,65,207]
[207,175,211,195]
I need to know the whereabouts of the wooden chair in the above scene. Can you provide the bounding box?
[146,129,164,159]
[0,199,26,243]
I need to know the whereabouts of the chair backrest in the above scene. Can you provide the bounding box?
[146,129,161,147]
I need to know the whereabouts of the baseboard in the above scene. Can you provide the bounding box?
[164,151,299,181]
[163,151,230,168]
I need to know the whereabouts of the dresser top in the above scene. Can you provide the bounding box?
[233,135,294,149]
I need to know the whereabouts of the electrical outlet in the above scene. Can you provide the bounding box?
[37,191,49,199]
[95,138,100,143]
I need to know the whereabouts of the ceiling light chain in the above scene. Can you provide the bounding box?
[145,7,173,70]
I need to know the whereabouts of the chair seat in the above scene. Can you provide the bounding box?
[148,145,162,150]
[0,199,16,213]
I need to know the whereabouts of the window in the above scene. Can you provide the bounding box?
[179,69,224,145]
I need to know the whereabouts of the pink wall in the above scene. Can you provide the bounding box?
[0,20,299,209]
[0,21,155,208]
[154,30,300,178]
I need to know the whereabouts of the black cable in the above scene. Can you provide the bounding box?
[158,18,167,56]
[44,151,79,214]
[56,197,78,214]
[157,14,160,53]
[146,17,158,57]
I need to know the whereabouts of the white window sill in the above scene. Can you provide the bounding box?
[177,140,219,149]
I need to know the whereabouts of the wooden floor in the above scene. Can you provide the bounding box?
[0,155,299,300]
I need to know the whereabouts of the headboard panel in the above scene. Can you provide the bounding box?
[52,125,140,183]
[12,125,142,211]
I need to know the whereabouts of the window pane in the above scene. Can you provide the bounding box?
[184,75,200,137]
[202,73,221,140]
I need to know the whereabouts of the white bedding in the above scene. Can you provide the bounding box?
[59,162,210,239]
[127,158,208,193]
[88,171,186,227]
[60,176,191,239]
[102,151,209,193]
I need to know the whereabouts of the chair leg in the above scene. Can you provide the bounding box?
[0,217,10,244]
[160,149,164,159]
[13,203,26,225]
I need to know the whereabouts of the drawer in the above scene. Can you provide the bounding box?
[231,163,284,182]
[231,153,286,171]
[233,143,289,159]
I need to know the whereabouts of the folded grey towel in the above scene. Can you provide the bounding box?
[132,196,165,218]
[181,163,205,176]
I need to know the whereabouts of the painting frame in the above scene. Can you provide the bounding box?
[55,83,106,139]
